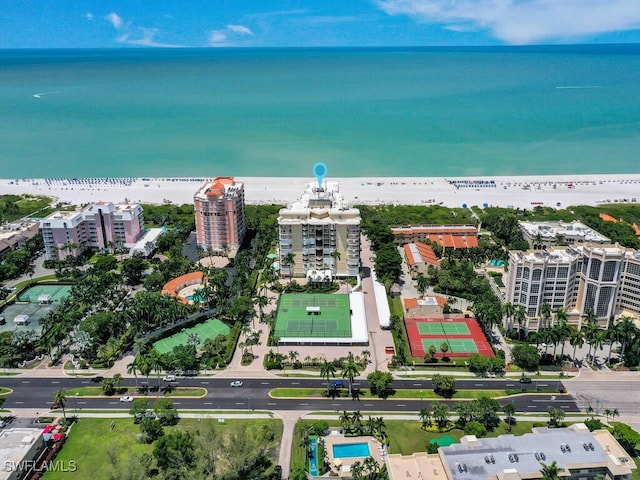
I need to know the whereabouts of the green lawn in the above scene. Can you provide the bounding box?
[62,387,206,398]
[270,387,516,400]
[0,387,11,395]
[43,417,283,480]
[385,420,541,455]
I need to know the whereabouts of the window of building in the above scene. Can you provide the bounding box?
[589,258,602,280]
[602,260,618,282]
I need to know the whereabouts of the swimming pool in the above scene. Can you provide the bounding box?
[333,442,371,459]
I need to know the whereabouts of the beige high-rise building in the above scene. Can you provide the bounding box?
[278,181,360,278]
[194,177,246,256]
[505,243,640,330]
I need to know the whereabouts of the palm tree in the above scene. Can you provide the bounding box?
[541,303,552,330]
[127,359,139,389]
[350,461,365,480]
[416,274,429,297]
[147,350,163,389]
[330,249,341,273]
[514,305,527,336]
[569,328,585,361]
[54,389,67,421]
[540,460,564,480]
[299,433,311,460]
[363,456,380,478]
[352,410,363,433]
[339,410,351,431]
[503,302,515,331]
[288,350,299,369]
[611,408,619,422]
[320,360,337,395]
[503,403,516,432]
[341,353,361,395]
[419,407,432,429]
[616,316,638,361]
[432,402,450,430]
[283,252,296,279]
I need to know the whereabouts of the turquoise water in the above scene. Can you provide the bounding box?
[1,46,639,178]
[333,442,371,459]
[309,436,319,476]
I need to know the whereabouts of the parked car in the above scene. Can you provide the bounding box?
[230,381,243,388]
[519,377,532,384]
[119,396,134,402]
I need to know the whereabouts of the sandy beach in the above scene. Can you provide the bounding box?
[2,174,639,210]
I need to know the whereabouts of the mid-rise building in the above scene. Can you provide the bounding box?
[392,224,479,249]
[387,424,635,480]
[40,202,144,260]
[0,221,40,256]
[278,181,360,278]
[519,220,609,248]
[194,177,246,256]
[505,243,640,329]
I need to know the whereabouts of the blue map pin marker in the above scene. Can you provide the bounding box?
[313,162,327,188]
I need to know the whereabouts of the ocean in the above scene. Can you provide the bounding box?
[1,45,639,179]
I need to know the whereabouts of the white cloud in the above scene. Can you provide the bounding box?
[227,24,253,35]
[208,24,254,47]
[105,12,123,30]
[85,12,94,21]
[118,27,183,48]
[375,0,640,44]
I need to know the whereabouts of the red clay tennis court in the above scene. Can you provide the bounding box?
[405,317,494,358]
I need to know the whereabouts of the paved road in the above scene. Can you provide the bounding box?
[564,371,640,417]
[1,377,578,414]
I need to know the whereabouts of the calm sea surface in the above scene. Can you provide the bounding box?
[1,45,639,178]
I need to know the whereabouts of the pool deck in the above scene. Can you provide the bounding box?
[324,434,385,477]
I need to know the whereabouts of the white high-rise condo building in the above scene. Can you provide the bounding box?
[278,181,360,278]
[505,243,640,330]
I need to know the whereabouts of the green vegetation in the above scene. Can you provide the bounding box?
[0,194,54,222]
[61,386,206,398]
[479,204,640,249]
[43,418,282,480]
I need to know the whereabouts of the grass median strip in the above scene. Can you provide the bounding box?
[270,388,513,399]
[63,387,207,398]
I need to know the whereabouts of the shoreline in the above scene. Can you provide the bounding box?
[2,174,639,210]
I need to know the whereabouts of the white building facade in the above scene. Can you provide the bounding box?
[278,181,360,278]
[505,243,640,330]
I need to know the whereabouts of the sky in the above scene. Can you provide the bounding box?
[1,0,640,49]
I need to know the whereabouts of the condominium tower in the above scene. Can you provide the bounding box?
[194,177,246,256]
[40,202,144,260]
[505,243,640,330]
[278,181,360,278]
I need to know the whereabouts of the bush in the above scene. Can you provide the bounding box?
[464,421,487,437]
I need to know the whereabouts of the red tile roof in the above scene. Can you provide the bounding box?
[599,213,618,223]
[403,295,448,310]
[404,241,440,267]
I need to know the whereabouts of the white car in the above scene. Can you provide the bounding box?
[162,375,176,382]
[119,396,134,402]
[230,381,243,388]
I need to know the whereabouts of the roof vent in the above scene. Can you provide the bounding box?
[588,442,595,451]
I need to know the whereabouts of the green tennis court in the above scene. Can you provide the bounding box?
[154,318,230,354]
[417,321,470,335]
[274,294,351,338]
[421,338,478,354]
[18,284,72,303]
